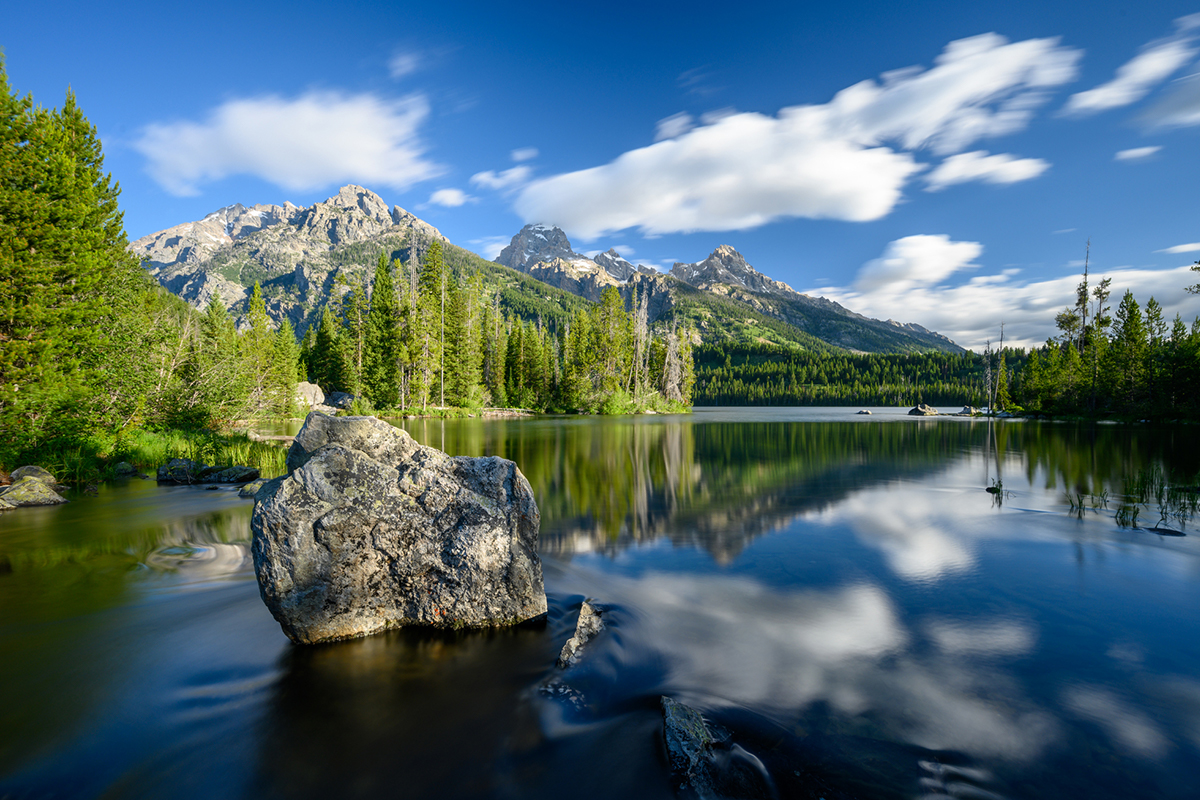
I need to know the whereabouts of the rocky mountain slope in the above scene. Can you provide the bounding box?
[494,226,962,354]
[130,186,453,330]
[128,185,960,354]
[128,185,593,335]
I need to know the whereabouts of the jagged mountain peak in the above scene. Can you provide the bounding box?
[318,184,393,225]
[593,248,638,281]
[495,224,582,271]
[670,245,799,298]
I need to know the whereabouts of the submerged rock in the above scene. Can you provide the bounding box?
[157,458,204,483]
[213,466,260,483]
[239,479,267,498]
[252,413,547,644]
[157,459,260,484]
[113,461,147,478]
[557,599,606,668]
[0,476,68,506]
[661,697,775,799]
[908,404,938,416]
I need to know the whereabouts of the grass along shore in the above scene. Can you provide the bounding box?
[0,428,290,486]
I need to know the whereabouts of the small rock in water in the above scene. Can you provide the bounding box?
[239,479,267,498]
[538,677,589,713]
[557,599,606,668]
[213,465,260,483]
[157,458,204,484]
[661,697,775,799]
[113,461,144,478]
[252,413,547,644]
[908,404,938,416]
[856,409,871,415]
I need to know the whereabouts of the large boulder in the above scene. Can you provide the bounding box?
[0,476,68,506]
[908,403,938,416]
[296,381,325,410]
[11,465,57,484]
[252,413,546,644]
[325,391,355,410]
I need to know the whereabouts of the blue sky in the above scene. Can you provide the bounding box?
[5,0,1200,348]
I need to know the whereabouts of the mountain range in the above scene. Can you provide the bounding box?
[128,185,962,354]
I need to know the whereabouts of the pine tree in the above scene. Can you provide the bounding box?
[481,294,507,407]
[0,60,148,446]
[413,240,446,409]
[592,286,631,395]
[272,320,300,416]
[1107,290,1146,412]
[240,282,275,414]
[310,304,346,393]
[338,273,369,395]
[363,253,401,408]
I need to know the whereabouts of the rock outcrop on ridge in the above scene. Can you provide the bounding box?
[128,185,448,330]
[251,413,546,644]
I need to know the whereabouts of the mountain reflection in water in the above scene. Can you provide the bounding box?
[2,409,1200,800]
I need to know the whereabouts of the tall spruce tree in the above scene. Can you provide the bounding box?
[363,252,401,408]
[272,320,300,416]
[0,60,150,447]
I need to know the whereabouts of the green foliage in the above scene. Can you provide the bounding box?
[363,253,401,407]
[693,343,998,406]
[1018,276,1200,419]
[0,58,151,452]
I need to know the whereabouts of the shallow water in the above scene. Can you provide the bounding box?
[3,408,1200,799]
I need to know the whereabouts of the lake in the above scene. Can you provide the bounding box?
[2,408,1199,799]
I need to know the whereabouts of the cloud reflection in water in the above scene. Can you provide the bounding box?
[598,570,1060,763]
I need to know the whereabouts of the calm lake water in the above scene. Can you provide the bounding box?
[3,408,1200,800]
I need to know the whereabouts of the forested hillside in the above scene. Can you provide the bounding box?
[693,343,1016,407]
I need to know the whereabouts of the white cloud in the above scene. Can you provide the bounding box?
[469,236,512,260]
[469,165,532,192]
[388,52,420,79]
[1142,72,1200,128]
[135,91,440,197]
[817,236,1200,349]
[515,33,1079,239]
[1054,228,1077,234]
[925,150,1050,191]
[510,147,539,162]
[854,234,983,292]
[653,112,694,142]
[1115,145,1162,160]
[1063,36,1197,116]
[1157,242,1200,253]
[427,188,474,207]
